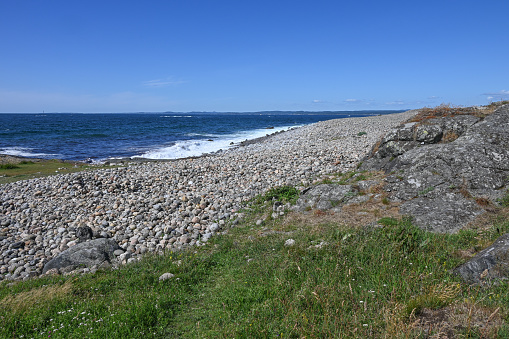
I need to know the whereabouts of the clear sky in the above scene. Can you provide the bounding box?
[1,0,508,113]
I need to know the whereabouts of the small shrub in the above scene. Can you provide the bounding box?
[262,186,299,203]
[380,218,425,254]
[357,131,367,136]
[0,164,18,170]
[378,217,400,227]
[475,197,492,207]
[442,130,459,143]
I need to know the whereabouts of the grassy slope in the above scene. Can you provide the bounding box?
[1,182,509,338]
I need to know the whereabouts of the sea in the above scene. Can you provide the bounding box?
[0,111,405,162]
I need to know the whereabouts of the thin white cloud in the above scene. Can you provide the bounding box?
[345,99,359,102]
[482,90,509,100]
[385,100,406,106]
[142,77,186,88]
[312,99,323,103]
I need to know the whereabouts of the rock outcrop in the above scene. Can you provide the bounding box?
[360,104,509,233]
[454,233,509,285]
[42,238,120,274]
[292,184,356,212]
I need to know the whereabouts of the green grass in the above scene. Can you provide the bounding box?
[0,163,19,170]
[255,185,300,204]
[0,159,122,184]
[1,189,509,338]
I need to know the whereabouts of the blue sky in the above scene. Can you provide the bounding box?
[1,0,508,113]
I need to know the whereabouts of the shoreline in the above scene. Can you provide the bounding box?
[0,110,419,280]
[0,110,415,165]
[0,126,295,165]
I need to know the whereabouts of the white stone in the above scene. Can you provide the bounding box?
[284,239,296,247]
[159,272,175,281]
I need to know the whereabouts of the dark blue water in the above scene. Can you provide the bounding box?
[0,111,405,161]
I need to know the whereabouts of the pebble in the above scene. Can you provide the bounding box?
[159,272,175,281]
[284,239,296,247]
[0,111,417,280]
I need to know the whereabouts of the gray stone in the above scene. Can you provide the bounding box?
[293,184,354,212]
[42,238,120,274]
[201,233,212,242]
[118,252,132,264]
[113,249,125,256]
[76,226,93,242]
[454,233,509,285]
[10,241,24,249]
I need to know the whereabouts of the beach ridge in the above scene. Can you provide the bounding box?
[0,110,419,280]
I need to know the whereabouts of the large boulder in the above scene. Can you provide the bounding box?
[292,184,355,212]
[454,233,509,284]
[42,238,120,274]
[360,105,509,233]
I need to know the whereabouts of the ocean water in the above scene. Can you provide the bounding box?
[0,111,404,161]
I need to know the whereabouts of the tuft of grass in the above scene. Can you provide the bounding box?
[260,185,300,204]
[0,280,73,314]
[405,282,461,316]
[418,186,435,195]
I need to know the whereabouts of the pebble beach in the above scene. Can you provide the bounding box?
[0,110,418,281]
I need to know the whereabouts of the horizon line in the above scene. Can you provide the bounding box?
[0,109,412,114]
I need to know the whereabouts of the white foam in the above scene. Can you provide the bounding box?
[0,147,59,158]
[134,125,299,160]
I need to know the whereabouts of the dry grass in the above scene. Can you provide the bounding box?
[369,139,384,157]
[384,283,505,338]
[0,280,73,314]
[408,103,488,124]
[407,101,509,126]
[441,130,460,143]
[476,197,493,207]
[383,302,421,338]
[284,197,401,231]
[413,300,505,338]
[484,100,509,115]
